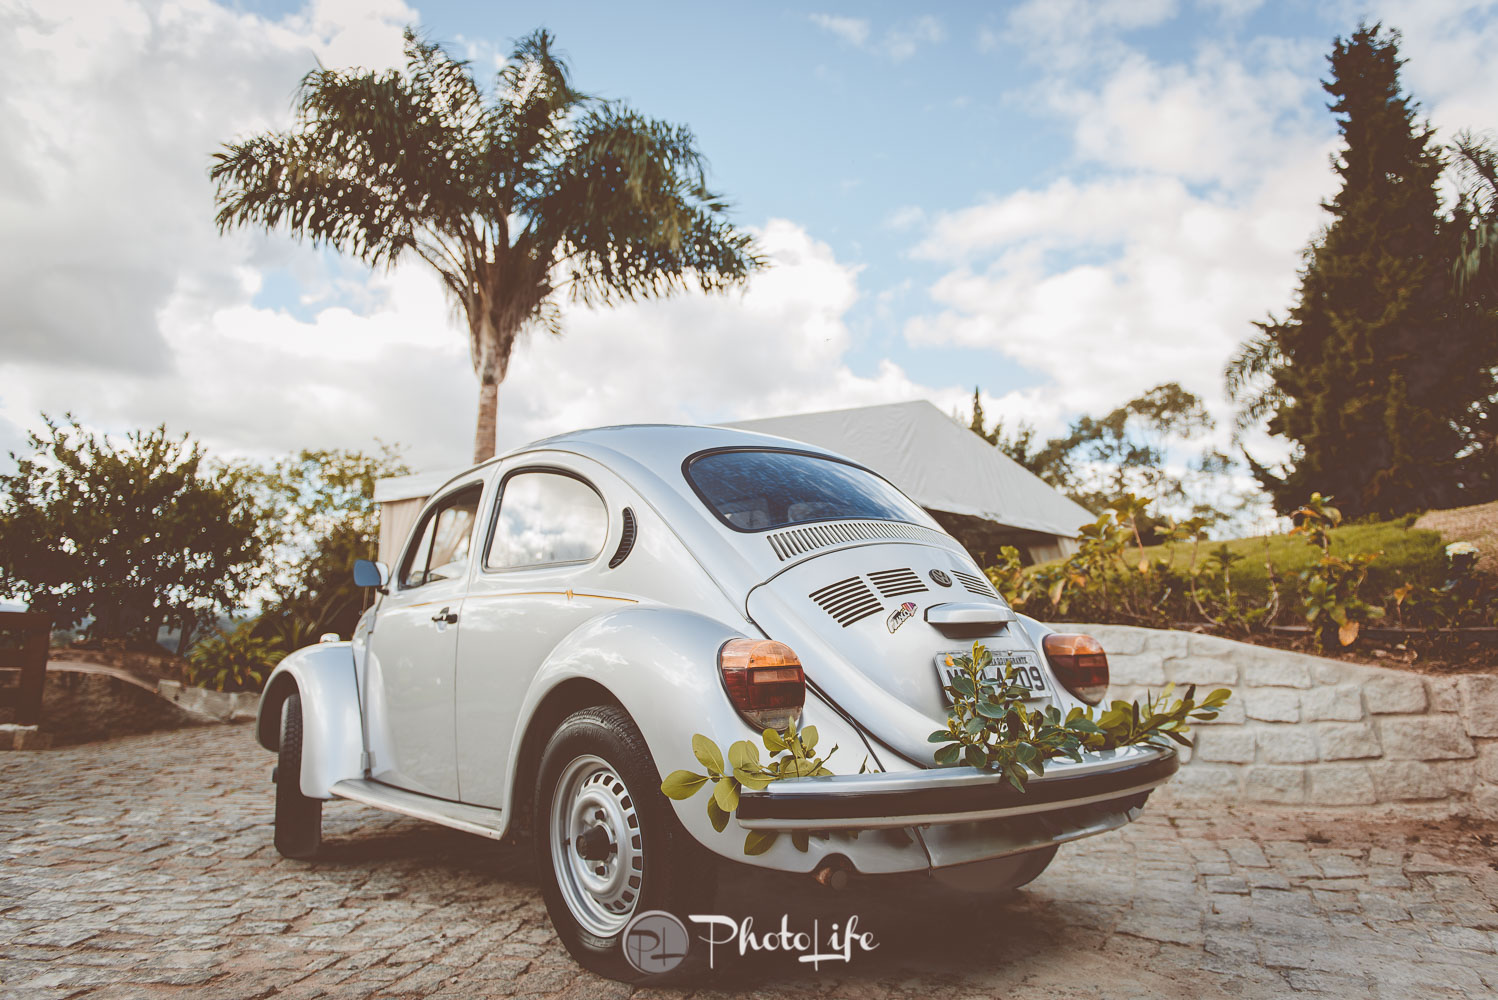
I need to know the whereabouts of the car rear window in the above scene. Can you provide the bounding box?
[685,450,931,532]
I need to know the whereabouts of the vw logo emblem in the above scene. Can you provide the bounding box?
[929,569,952,587]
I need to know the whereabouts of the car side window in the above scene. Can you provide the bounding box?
[487,472,607,570]
[400,485,482,589]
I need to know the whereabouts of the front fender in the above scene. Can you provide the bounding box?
[506,607,925,873]
[256,642,363,799]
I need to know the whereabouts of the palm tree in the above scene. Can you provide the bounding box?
[211,28,763,462]
[1451,130,1498,298]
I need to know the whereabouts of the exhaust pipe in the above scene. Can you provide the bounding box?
[813,855,852,890]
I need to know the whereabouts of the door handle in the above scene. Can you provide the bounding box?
[430,607,459,625]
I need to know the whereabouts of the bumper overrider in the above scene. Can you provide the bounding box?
[735,745,1178,831]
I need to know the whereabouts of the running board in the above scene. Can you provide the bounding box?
[330,779,507,841]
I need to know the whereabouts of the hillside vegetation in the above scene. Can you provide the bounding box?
[1117,516,1449,602]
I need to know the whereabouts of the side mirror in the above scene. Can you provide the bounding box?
[353,560,390,589]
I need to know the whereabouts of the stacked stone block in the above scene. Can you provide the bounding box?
[1064,624,1498,814]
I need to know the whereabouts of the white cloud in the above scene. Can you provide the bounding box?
[906,25,1343,442]
[1053,40,1325,186]
[0,0,415,377]
[491,220,944,453]
[910,1,1498,466]
[1369,0,1498,145]
[1001,0,1179,69]
[808,13,869,48]
[808,12,943,62]
[0,0,963,474]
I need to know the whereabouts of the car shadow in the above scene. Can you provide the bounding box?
[303,809,1102,988]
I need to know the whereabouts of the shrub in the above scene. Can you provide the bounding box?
[185,620,281,692]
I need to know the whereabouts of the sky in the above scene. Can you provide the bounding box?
[3,0,1498,484]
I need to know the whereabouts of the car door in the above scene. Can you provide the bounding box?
[364,482,483,800]
[454,465,619,808]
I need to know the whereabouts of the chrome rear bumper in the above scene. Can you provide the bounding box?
[735,745,1177,831]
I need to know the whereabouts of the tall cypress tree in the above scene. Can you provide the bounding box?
[1228,24,1497,518]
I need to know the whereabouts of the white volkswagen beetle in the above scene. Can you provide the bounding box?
[255,423,1177,978]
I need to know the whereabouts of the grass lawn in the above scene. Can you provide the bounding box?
[1029,515,1450,603]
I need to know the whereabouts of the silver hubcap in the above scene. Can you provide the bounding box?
[549,754,643,937]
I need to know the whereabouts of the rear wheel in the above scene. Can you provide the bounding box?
[534,705,715,981]
[274,692,322,860]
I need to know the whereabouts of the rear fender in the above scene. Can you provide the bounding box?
[255,642,364,799]
[506,607,925,872]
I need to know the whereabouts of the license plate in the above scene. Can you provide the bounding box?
[934,649,1047,699]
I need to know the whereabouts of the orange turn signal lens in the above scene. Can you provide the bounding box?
[719,638,805,732]
[1042,632,1109,705]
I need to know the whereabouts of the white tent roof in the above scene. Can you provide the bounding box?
[373,468,462,504]
[725,400,1092,539]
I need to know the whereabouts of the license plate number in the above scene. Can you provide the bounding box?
[935,650,1046,698]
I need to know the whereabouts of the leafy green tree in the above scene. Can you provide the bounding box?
[0,417,265,649]
[967,387,1045,473]
[249,446,410,646]
[211,29,763,464]
[1227,24,1498,517]
[966,382,1233,537]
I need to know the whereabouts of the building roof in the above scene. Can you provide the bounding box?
[373,400,1092,540]
[725,400,1093,538]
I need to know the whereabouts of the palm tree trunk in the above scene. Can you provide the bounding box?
[473,378,499,463]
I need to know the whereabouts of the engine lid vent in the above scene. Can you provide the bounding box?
[766,519,957,561]
[867,567,927,599]
[809,577,883,627]
[951,569,998,598]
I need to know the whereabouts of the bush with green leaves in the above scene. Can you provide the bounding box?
[660,722,838,856]
[185,620,281,693]
[662,642,1230,854]
[1290,493,1383,648]
[927,641,1231,791]
[0,416,267,650]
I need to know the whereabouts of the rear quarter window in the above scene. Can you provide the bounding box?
[486,471,608,569]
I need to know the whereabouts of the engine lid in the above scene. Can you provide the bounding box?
[745,542,1053,766]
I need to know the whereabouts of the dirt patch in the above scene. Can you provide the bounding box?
[1416,499,1498,574]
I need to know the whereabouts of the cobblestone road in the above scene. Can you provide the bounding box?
[2,725,1496,999]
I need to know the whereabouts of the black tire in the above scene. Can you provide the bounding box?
[274,692,323,860]
[534,705,716,982]
[1003,844,1059,890]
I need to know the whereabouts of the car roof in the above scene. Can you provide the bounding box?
[520,422,844,466]
[429,422,854,500]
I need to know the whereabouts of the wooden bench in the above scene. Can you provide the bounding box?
[0,611,50,727]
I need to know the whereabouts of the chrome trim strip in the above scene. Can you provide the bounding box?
[331,779,507,841]
[744,745,1167,798]
[735,776,1169,831]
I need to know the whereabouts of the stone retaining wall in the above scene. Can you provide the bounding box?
[156,681,260,722]
[1067,624,1497,814]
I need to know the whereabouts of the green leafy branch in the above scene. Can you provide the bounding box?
[928,641,1231,790]
[1291,492,1383,648]
[660,720,836,856]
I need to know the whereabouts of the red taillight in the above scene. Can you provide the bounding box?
[718,638,805,732]
[1043,633,1109,705]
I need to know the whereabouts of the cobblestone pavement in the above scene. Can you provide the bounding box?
[2,725,1496,1000]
